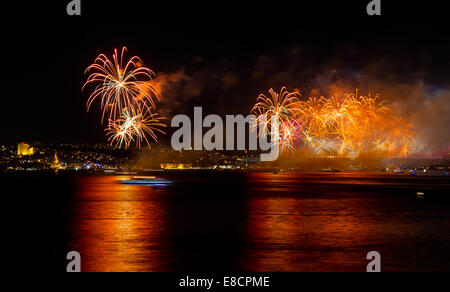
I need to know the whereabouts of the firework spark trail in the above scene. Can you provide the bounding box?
[83,47,161,123]
[106,109,166,149]
[251,87,302,151]
[106,111,137,149]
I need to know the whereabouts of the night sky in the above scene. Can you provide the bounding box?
[3,1,450,146]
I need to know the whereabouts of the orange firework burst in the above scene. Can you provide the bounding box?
[83,47,161,123]
[295,92,416,157]
[106,109,166,149]
[251,87,301,151]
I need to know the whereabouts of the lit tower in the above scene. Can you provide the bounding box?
[51,152,61,169]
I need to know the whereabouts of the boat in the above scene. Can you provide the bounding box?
[121,176,173,186]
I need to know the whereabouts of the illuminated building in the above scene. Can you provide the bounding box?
[160,163,192,170]
[17,143,34,156]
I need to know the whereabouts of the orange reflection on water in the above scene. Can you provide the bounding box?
[67,176,170,272]
[242,172,372,272]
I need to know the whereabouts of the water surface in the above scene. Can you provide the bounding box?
[7,172,450,272]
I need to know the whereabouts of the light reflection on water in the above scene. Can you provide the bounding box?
[59,172,450,272]
[67,176,171,272]
[242,173,372,271]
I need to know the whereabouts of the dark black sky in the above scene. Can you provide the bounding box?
[3,0,450,144]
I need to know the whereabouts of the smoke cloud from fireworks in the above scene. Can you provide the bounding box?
[152,45,449,153]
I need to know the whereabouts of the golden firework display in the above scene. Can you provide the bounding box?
[83,47,166,149]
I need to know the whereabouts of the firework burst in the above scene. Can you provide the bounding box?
[106,109,166,149]
[251,89,416,157]
[83,47,161,123]
[251,87,301,150]
[295,92,416,157]
[83,47,166,149]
